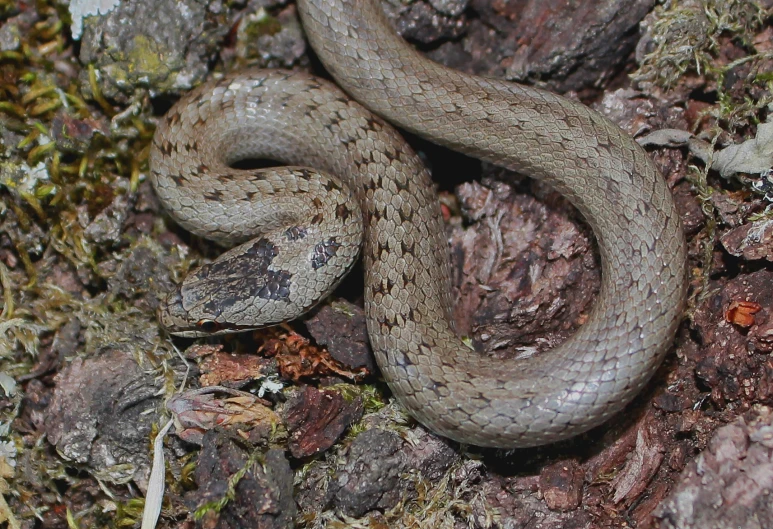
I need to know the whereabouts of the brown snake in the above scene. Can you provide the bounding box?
[150,0,687,448]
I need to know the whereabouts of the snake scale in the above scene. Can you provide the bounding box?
[150,0,687,448]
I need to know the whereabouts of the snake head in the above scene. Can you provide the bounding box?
[157,287,250,337]
[157,289,217,338]
[158,288,257,337]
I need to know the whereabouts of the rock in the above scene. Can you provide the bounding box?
[283,386,363,458]
[188,432,295,529]
[539,459,583,511]
[78,0,228,101]
[45,347,163,489]
[721,219,773,262]
[305,301,376,372]
[329,428,405,517]
[653,406,773,529]
[466,0,656,92]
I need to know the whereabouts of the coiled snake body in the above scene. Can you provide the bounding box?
[150,0,687,448]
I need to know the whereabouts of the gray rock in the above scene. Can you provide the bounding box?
[45,347,164,489]
[330,429,406,517]
[78,0,228,101]
[428,0,468,17]
[191,434,296,529]
[653,406,773,529]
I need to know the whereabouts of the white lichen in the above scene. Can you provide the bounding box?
[257,376,284,398]
[68,0,121,40]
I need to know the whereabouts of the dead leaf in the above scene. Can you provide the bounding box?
[725,300,762,327]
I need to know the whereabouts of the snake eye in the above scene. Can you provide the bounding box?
[196,319,219,333]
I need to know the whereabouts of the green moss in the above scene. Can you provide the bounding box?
[634,0,773,132]
[241,7,283,39]
[634,0,768,89]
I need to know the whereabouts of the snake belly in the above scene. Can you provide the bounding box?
[151,0,687,448]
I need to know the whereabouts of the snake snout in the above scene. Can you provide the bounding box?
[157,289,202,337]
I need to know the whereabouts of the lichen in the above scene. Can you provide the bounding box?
[68,0,121,40]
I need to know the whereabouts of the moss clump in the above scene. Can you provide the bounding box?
[634,0,768,89]
[634,0,773,133]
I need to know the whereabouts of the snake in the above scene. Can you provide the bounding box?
[150,0,687,448]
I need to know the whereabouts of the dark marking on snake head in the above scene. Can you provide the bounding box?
[310,213,324,225]
[191,238,278,285]
[258,269,292,301]
[285,226,307,241]
[202,299,224,318]
[311,238,341,269]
